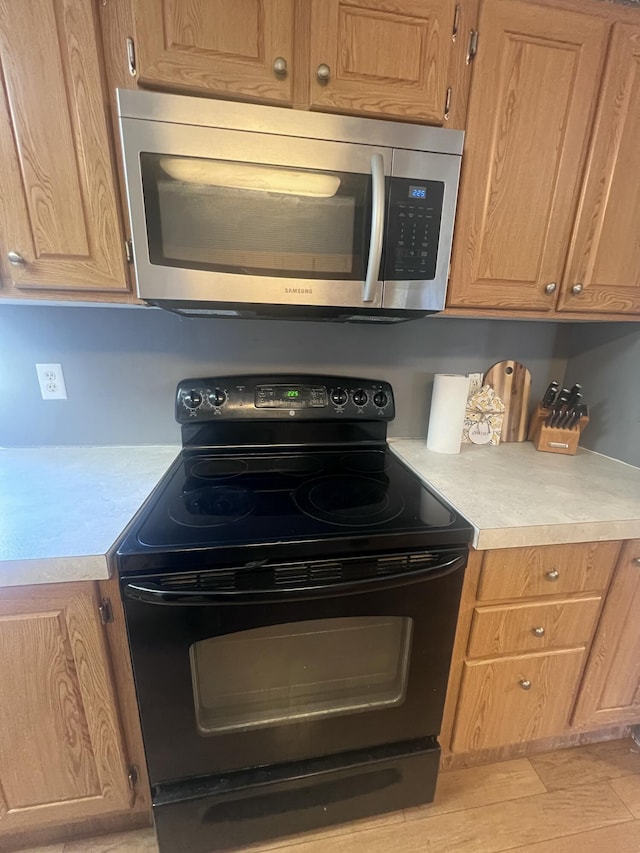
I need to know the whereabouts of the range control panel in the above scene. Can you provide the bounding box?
[175,375,395,422]
[384,178,444,281]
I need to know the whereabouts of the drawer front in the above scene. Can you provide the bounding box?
[451,648,585,752]
[468,596,602,658]
[477,542,619,601]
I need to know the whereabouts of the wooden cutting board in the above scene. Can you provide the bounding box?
[484,360,531,442]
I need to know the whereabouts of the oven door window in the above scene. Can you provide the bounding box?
[140,154,371,281]
[190,616,413,735]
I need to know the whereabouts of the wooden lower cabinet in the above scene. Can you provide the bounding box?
[441,541,626,764]
[572,541,640,727]
[451,648,586,752]
[0,581,146,847]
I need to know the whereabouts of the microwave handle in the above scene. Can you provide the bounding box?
[363,153,386,303]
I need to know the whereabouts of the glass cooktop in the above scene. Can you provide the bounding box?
[123,446,467,555]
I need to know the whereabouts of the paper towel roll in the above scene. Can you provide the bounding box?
[426,374,470,454]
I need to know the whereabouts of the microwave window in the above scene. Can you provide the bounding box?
[140,154,371,280]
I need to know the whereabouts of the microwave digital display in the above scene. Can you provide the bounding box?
[409,186,427,199]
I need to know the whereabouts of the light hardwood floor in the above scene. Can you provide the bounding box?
[17,738,640,853]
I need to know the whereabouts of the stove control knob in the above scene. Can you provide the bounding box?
[331,388,348,406]
[352,389,368,407]
[373,390,389,408]
[208,388,227,407]
[184,389,203,410]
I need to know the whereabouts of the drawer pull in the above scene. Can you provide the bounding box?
[519,679,532,691]
[532,626,546,637]
[633,557,640,566]
[545,569,560,581]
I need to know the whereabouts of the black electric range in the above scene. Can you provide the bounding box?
[116,375,472,853]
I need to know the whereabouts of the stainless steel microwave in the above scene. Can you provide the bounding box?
[117,90,464,322]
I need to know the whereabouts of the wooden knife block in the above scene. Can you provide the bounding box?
[527,405,590,456]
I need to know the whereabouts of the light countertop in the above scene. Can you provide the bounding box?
[0,445,179,587]
[390,440,640,550]
[3,441,640,588]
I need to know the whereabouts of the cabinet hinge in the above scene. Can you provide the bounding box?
[128,765,139,791]
[99,597,114,624]
[125,238,133,263]
[443,87,452,122]
[126,37,137,77]
[452,4,461,41]
[466,30,479,64]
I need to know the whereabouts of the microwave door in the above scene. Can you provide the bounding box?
[120,119,392,310]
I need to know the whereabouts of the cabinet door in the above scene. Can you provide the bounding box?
[451,648,585,752]
[309,0,455,123]
[0,583,133,836]
[559,24,640,315]
[132,0,294,104]
[447,0,608,311]
[572,542,640,728]
[0,0,129,295]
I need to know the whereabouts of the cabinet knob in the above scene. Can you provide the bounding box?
[519,679,532,691]
[317,63,331,83]
[571,283,584,295]
[532,626,546,637]
[7,251,26,266]
[544,282,557,294]
[633,557,640,566]
[545,569,560,581]
[273,56,288,76]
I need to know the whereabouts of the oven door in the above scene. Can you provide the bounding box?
[121,548,466,786]
[121,116,392,310]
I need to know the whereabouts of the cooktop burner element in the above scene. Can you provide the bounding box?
[295,475,403,526]
[170,486,256,527]
[340,450,389,474]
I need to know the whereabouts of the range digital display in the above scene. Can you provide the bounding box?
[255,384,327,408]
[409,186,427,199]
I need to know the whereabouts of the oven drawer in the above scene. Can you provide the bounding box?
[451,648,586,752]
[153,739,439,853]
[476,542,618,601]
[467,596,602,658]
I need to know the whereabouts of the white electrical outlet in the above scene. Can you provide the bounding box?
[35,363,67,400]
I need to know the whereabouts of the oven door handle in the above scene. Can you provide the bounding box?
[122,554,465,606]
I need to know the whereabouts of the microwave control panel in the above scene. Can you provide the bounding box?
[384,178,444,281]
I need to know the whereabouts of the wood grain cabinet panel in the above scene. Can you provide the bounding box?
[447,0,609,311]
[559,23,640,315]
[451,648,586,752]
[573,541,640,727]
[0,583,133,837]
[132,0,294,104]
[309,0,456,123]
[468,596,602,658]
[0,0,129,295]
[477,542,619,601]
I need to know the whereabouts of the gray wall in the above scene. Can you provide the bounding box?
[565,323,640,468]
[0,303,570,447]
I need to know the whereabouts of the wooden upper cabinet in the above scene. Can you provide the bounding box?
[559,23,640,315]
[0,583,133,838]
[572,541,640,728]
[447,0,609,311]
[0,0,128,295]
[132,0,294,104]
[308,0,456,123]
